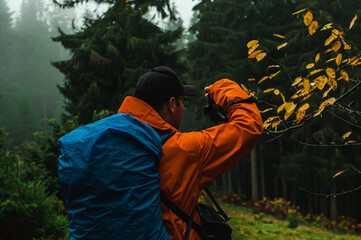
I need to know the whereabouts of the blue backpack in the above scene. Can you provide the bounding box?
[57,113,170,240]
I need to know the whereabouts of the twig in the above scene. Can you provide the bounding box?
[298,185,361,198]
[327,111,361,129]
[288,135,361,148]
[266,80,361,135]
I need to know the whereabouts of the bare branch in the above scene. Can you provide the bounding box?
[288,136,361,148]
[327,111,361,129]
[298,185,361,198]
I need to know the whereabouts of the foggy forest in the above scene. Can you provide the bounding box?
[1,0,361,239]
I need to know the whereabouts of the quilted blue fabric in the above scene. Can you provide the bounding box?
[58,113,170,240]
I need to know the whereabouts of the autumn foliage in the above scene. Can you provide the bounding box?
[245,9,360,149]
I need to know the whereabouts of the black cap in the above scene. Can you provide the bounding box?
[135,66,199,105]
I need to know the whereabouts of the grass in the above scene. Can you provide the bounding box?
[219,203,361,240]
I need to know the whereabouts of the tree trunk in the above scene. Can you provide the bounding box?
[227,170,233,193]
[282,178,287,200]
[330,184,337,220]
[251,149,258,201]
[260,143,265,198]
[261,156,265,198]
[222,172,227,194]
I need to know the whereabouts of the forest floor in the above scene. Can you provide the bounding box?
[219,203,361,240]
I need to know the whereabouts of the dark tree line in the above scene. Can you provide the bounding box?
[1,0,361,239]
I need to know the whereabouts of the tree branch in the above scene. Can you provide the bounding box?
[288,136,361,148]
[298,185,361,198]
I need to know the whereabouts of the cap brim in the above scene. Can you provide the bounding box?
[183,85,199,96]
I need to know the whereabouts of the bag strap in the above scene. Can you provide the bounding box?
[160,194,203,235]
[204,187,231,221]
[184,208,195,240]
[158,131,176,145]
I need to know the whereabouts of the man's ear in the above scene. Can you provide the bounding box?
[167,97,177,114]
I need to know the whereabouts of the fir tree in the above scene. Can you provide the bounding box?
[52,1,184,124]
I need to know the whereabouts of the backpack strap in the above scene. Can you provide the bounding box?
[204,187,231,221]
[157,130,176,145]
[160,194,204,236]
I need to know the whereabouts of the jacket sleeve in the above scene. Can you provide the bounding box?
[196,79,263,189]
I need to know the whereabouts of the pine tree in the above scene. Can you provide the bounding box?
[0,0,14,111]
[52,1,184,124]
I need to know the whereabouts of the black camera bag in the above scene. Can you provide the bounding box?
[196,202,232,240]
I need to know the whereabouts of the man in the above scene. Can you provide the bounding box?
[57,66,200,240]
[118,66,263,239]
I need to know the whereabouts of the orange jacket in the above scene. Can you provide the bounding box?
[118,79,263,240]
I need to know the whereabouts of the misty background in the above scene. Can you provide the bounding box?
[1,0,196,144]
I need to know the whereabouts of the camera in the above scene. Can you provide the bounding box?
[203,98,228,124]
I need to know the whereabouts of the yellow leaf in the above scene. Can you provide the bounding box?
[323,86,333,98]
[333,170,347,178]
[240,84,250,95]
[304,10,313,26]
[247,40,259,48]
[326,68,336,79]
[315,53,320,63]
[336,53,342,66]
[296,103,310,123]
[327,97,336,105]
[284,103,297,120]
[340,38,352,50]
[263,88,276,93]
[248,78,256,81]
[280,94,286,104]
[325,34,336,46]
[345,140,357,145]
[349,14,358,30]
[340,70,349,81]
[277,102,289,113]
[314,75,328,90]
[342,131,352,141]
[285,102,296,113]
[324,48,333,54]
[303,78,311,92]
[332,41,341,52]
[309,21,319,35]
[298,103,310,112]
[277,42,288,50]
[260,108,274,113]
[344,43,352,50]
[309,69,324,76]
[274,89,280,95]
[248,50,263,58]
[292,77,303,86]
[321,23,333,31]
[347,56,361,66]
[258,76,270,84]
[328,78,338,90]
[263,123,272,129]
[272,120,283,128]
[248,44,260,54]
[268,65,280,69]
[325,57,335,63]
[293,8,307,15]
[314,97,336,117]
[270,70,281,79]
[265,116,280,123]
[306,63,315,69]
[332,29,342,37]
[256,52,267,62]
[273,34,286,39]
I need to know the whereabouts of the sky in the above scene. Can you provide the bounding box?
[5,0,199,28]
